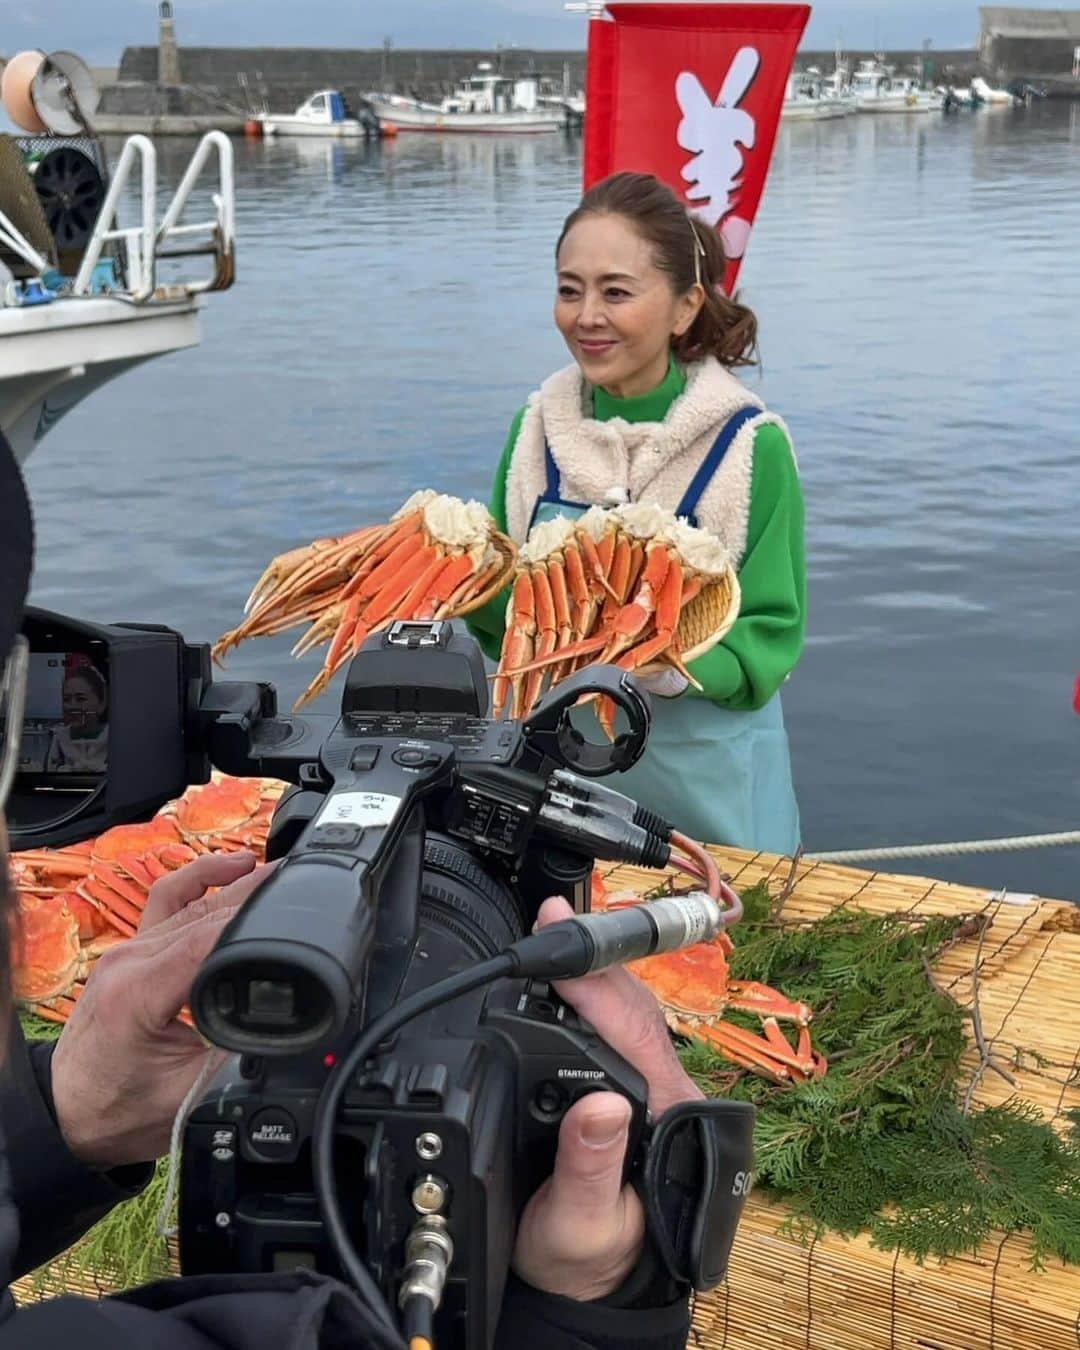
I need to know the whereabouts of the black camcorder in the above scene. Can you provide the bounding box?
[7,608,755,1350]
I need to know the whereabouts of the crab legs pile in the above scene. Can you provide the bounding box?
[493,504,738,731]
[214,490,515,708]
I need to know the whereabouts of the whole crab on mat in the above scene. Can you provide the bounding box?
[213,490,516,708]
[494,504,740,733]
[592,870,826,1085]
[10,775,286,1022]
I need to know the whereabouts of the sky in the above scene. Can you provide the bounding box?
[0,1,999,67]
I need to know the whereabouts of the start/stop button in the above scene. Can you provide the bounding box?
[392,747,427,767]
[247,1106,299,1160]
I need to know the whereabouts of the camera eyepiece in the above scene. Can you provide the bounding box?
[191,856,377,1055]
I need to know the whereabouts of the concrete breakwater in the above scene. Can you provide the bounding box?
[107,46,588,128]
[97,44,979,134]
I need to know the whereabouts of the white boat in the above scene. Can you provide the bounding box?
[851,59,943,113]
[1,131,235,467]
[257,90,377,139]
[822,62,853,103]
[782,73,851,121]
[368,65,562,134]
[971,76,1017,105]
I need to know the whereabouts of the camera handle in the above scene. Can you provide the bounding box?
[521,665,650,778]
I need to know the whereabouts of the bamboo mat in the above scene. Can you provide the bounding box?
[15,845,1080,1346]
[648,845,1080,1350]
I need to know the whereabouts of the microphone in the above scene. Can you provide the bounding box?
[509,891,730,980]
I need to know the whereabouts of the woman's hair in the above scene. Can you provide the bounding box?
[556,171,759,369]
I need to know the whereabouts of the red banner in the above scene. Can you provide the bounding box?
[584,3,810,292]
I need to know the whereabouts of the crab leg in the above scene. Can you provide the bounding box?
[244,525,383,614]
[348,522,431,602]
[78,874,146,934]
[415,551,479,619]
[523,567,558,716]
[672,1016,820,1085]
[433,553,499,618]
[298,544,442,706]
[563,543,592,640]
[494,573,536,719]
[398,551,460,618]
[598,543,672,663]
[726,980,814,1026]
[578,531,620,603]
[496,631,606,679]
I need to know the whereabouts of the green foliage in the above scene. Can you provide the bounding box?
[678,882,1080,1265]
[18,1013,174,1293]
[26,1161,174,1295]
[17,1013,63,1043]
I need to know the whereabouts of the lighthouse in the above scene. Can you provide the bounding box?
[158,0,182,87]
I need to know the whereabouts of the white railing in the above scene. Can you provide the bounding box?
[73,130,236,303]
[73,135,157,301]
[157,131,236,294]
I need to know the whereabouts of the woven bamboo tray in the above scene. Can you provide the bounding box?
[16,847,1080,1347]
[670,566,741,662]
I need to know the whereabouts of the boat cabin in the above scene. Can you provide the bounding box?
[290,90,356,126]
[442,64,541,115]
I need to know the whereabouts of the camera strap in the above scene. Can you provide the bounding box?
[640,1098,756,1291]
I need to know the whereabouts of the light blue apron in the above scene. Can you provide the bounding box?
[527,409,801,854]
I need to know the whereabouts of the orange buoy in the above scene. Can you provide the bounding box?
[1,50,48,133]
[244,118,264,138]
[380,121,399,138]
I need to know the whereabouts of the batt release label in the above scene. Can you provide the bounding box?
[316,791,402,828]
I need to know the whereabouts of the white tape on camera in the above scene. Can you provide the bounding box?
[316,791,402,829]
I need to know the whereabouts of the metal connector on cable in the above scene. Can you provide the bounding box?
[399,1215,454,1350]
[539,791,671,869]
[549,769,673,840]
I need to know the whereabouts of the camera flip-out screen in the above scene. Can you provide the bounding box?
[8,608,191,850]
[19,649,110,782]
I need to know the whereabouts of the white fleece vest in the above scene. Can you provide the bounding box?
[504,357,790,569]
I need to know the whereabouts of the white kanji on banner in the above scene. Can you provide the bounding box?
[675,47,760,260]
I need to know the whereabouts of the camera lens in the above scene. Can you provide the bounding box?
[420,834,526,960]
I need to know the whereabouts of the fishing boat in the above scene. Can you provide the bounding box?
[367,64,562,134]
[781,72,851,121]
[0,49,235,466]
[256,90,379,139]
[851,58,943,113]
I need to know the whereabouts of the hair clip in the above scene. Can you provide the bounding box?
[689,220,706,286]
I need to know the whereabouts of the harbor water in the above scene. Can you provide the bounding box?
[23,102,1080,898]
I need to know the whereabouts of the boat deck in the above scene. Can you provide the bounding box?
[14,847,1080,1344]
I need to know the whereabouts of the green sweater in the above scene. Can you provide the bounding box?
[467,363,806,712]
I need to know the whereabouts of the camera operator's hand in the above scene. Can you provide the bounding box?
[512,896,704,1303]
[50,850,274,1170]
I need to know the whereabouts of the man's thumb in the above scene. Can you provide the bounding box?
[546,1093,632,1220]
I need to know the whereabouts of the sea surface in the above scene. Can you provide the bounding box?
[23,102,1080,899]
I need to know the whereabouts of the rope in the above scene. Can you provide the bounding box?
[156,1048,227,1238]
[808,827,1080,864]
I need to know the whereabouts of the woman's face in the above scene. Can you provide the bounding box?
[62,675,105,732]
[555,213,702,400]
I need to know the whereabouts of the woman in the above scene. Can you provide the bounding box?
[46,661,109,773]
[468,172,805,853]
